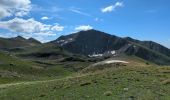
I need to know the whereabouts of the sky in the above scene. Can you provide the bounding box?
[0,0,170,48]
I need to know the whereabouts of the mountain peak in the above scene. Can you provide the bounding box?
[52,29,126,55]
[15,36,25,39]
[11,36,26,41]
[77,29,108,35]
[79,29,99,32]
[28,38,41,44]
[50,30,170,65]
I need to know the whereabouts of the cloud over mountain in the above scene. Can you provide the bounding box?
[75,25,93,31]
[0,18,64,35]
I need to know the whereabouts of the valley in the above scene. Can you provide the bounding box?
[0,0,170,99]
[0,30,170,100]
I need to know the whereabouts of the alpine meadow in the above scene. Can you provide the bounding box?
[0,0,170,100]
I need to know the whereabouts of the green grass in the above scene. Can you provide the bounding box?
[0,51,73,84]
[0,50,92,85]
[0,50,169,100]
[0,66,169,100]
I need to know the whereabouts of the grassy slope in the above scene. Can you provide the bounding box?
[0,51,73,84]
[0,44,169,100]
[0,42,94,85]
[0,65,169,100]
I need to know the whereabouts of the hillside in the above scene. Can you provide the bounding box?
[0,65,169,100]
[0,51,75,84]
[0,43,93,84]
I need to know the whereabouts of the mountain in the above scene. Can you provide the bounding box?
[125,37,170,57]
[0,36,41,51]
[1,30,170,65]
[51,30,127,55]
[51,29,170,65]
[27,37,41,44]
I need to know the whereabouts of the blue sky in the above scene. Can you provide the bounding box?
[0,0,170,48]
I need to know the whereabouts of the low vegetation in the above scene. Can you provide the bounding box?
[0,33,170,100]
[0,65,169,100]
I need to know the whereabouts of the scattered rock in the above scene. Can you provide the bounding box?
[161,70,170,74]
[39,94,46,97]
[123,88,129,91]
[64,85,71,89]
[161,79,170,85]
[80,81,91,86]
[10,63,15,66]
[0,71,20,78]
[53,86,57,90]
[146,62,150,65]
[92,80,97,83]
[104,91,112,96]
[135,78,140,82]
[129,96,135,100]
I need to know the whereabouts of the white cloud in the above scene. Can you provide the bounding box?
[0,18,50,33]
[41,16,49,20]
[0,0,32,18]
[0,0,64,43]
[75,25,93,31]
[33,36,50,43]
[32,5,62,13]
[95,18,99,21]
[0,17,64,35]
[69,7,92,17]
[95,18,103,22]
[0,8,11,18]
[51,24,64,31]
[35,32,56,36]
[101,2,123,13]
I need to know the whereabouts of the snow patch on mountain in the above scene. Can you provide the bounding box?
[57,38,73,46]
[104,60,129,64]
[92,59,129,66]
[88,50,116,57]
[88,53,103,57]
[111,50,116,55]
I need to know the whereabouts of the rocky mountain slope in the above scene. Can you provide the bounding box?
[51,29,170,65]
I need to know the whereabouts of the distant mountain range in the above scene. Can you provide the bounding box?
[0,36,41,51]
[1,29,170,65]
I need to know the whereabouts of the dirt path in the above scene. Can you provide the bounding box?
[0,74,90,88]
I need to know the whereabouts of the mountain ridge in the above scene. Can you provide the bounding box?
[0,36,41,51]
[51,29,170,65]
